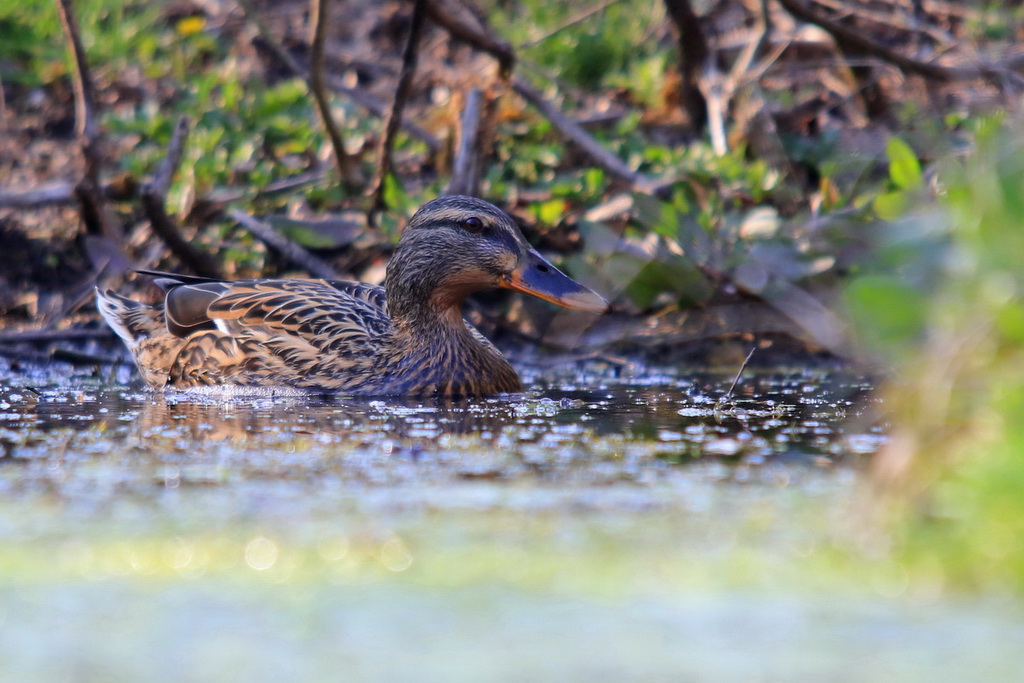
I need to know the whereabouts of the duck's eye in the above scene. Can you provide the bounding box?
[463,217,484,233]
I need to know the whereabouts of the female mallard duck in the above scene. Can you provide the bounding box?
[97,195,608,396]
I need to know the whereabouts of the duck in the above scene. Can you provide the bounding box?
[96,195,609,396]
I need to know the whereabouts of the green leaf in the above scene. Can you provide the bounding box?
[886,137,922,190]
[532,199,566,226]
[873,190,909,221]
[844,274,927,351]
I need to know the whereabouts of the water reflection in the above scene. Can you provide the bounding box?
[0,361,880,468]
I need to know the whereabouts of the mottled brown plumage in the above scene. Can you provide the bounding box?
[97,196,608,396]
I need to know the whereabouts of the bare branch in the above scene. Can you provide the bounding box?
[309,0,364,192]
[424,0,515,77]
[776,0,997,84]
[518,0,623,49]
[242,3,441,153]
[56,0,99,140]
[149,116,190,198]
[140,117,223,279]
[447,88,483,196]
[56,0,121,239]
[0,183,78,208]
[228,209,340,280]
[371,0,428,213]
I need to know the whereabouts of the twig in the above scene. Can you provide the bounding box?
[148,116,190,198]
[309,0,363,192]
[512,79,665,194]
[371,0,428,213]
[423,0,515,77]
[723,344,757,400]
[726,0,772,86]
[56,0,120,239]
[447,88,483,196]
[325,75,440,153]
[702,64,728,156]
[56,0,99,141]
[244,8,441,154]
[519,0,623,49]
[140,117,224,279]
[240,1,439,164]
[0,184,79,208]
[228,209,340,280]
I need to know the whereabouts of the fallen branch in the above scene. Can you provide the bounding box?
[513,79,665,194]
[0,183,79,208]
[447,88,483,196]
[371,0,428,213]
[0,328,114,343]
[228,209,340,280]
[140,116,223,279]
[51,348,129,365]
[776,0,1015,85]
[309,0,363,191]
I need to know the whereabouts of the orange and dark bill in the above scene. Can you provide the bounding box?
[499,247,610,314]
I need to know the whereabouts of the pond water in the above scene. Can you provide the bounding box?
[1,357,1022,680]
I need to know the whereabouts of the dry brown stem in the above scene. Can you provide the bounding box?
[309,0,364,192]
[512,79,664,195]
[140,117,223,279]
[447,88,483,196]
[56,0,121,239]
[371,0,428,213]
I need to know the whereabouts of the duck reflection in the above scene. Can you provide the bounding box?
[6,371,878,464]
[134,393,530,445]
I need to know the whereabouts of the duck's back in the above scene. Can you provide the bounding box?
[98,276,396,394]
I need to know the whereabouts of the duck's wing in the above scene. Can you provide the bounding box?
[322,279,389,313]
[162,278,392,390]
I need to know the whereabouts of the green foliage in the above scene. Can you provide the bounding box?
[492,0,662,93]
[848,119,1024,591]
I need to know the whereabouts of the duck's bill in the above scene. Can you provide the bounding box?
[500,248,610,314]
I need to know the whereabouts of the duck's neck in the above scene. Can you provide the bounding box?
[382,285,521,394]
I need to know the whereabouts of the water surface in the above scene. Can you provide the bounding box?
[1,357,1020,680]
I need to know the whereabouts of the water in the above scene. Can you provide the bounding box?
[0,357,1021,680]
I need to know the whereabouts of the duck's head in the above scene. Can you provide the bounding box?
[384,195,609,326]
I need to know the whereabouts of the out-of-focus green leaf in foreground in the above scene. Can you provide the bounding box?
[846,117,1024,591]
